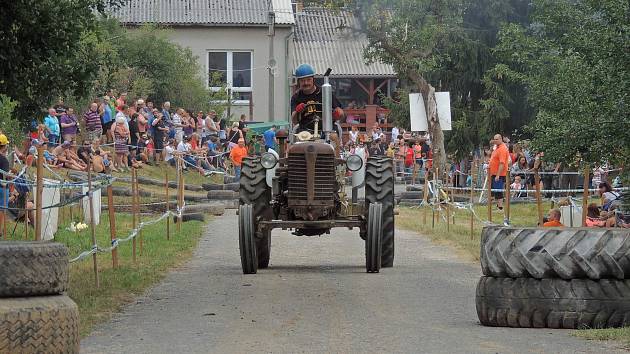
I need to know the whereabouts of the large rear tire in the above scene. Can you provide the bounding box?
[365,157,395,267]
[476,276,630,329]
[239,204,258,274]
[366,203,383,273]
[239,157,272,269]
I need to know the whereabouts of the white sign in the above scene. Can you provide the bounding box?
[435,92,452,131]
[33,179,60,240]
[409,93,428,132]
[82,185,101,226]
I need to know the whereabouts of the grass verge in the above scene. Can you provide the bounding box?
[3,211,207,337]
[396,202,629,345]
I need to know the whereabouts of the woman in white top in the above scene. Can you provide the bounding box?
[348,125,359,145]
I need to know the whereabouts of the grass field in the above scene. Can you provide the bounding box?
[396,202,630,347]
[3,211,207,337]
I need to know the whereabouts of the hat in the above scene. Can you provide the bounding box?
[232,122,239,128]
[137,99,145,105]
[0,134,8,146]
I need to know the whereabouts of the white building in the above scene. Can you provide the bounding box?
[111,0,295,121]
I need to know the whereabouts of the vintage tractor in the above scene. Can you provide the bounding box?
[238,72,394,274]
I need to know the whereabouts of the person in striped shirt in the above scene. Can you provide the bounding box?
[83,102,102,142]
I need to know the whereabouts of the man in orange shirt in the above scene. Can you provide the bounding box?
[229,138,248,180]
[488,133,509,210]
[543,209,564,227]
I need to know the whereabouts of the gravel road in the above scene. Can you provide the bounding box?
[81,211,624,354]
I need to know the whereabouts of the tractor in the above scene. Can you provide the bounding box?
[238,71,395,274]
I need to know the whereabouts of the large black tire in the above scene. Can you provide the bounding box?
[0,295,79,353]
[239,204,258,274]
[239,157,272,269]
[476,276,630,329]
[481,226,630,280]
[0,242,69,297]
[365,157,395,267]
[366,203,383,273]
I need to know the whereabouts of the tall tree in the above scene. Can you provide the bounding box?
[493,0,629,167]
[0,0,125,122]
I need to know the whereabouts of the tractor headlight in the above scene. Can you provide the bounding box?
[261,152,278,169]
[346,154,363,171]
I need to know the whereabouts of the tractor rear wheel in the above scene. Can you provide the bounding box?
[366,203,383,273]
[240,157,272,269]
[238,204,257,274]
[365,157,395,267]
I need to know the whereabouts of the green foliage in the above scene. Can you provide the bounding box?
[494,0,630,166]
[0,0,125,123]
[0,95,23,148]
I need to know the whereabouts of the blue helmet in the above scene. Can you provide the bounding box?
[294,64,315,79]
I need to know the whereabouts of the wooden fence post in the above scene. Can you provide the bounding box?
[107,184,118,269]
[35,145,44,241]
[165,168,170,240]
[177,158,184,231]
[87,162,100,288]
[422,168,429,226]
[131,168,137,264]
[582,166,590,227]
[470,161,476,239]
[505,170,511,224]
[135,169,142,256]
[535,170,544,226]
[486,171,492,223]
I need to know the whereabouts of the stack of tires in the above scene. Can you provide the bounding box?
[476,226,630,329]
[0,242,79,353]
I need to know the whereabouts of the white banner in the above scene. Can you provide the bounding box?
[435,92,452,131]
[409,93,428,132]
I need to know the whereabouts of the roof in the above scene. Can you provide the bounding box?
[110,0,295,26]
[293,8,396,78]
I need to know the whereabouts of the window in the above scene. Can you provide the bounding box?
[208,51,253,94]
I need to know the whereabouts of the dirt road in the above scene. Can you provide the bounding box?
[81,211,623,353]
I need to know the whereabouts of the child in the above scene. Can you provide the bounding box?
[510,175,524,198]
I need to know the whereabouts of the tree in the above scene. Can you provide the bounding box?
[0,0,125,122]
[493,0,629,167]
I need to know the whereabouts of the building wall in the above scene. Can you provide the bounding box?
[166,26,293,122]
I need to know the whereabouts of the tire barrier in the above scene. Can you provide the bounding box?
[476,277,630,329]
[0,242,69,297]
[481,226,630,280]
[477,226,630,329]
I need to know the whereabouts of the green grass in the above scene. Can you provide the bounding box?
[396,201,630,345]
[3,212,207,337]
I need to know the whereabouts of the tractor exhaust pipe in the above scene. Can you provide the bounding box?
[322,68,333,139]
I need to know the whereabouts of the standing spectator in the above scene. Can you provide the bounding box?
[229,138,248,180]
[129,113,140,156]
[136,99,149,138]
[0,134,10,236]
[263,125,277,151]
[196,111,205,137]
[218,113,227,140]
[116,92,127,109]
[228,122,243,148]
[161,101,172,125]
[348,125,359,146]
[164,139,176,167]
[543,209,564,227]
[182,110,195,137]
[204,111,219,143]
[112,115,130,172]
[172,108,184,143]
[44,108,60,149]
[391,125,400,143]
[489,133,509,210]
[151,110,168,164]
[238,114,249,136]
[145,101,155,137]
[101,97,114,143]
[59,107,79,143]
[84,102,103,143]
[53,97,67,115]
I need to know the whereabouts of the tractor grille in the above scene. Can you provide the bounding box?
[288,153,336,202]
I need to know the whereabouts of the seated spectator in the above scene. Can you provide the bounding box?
[164,139,176,167]
[543,209,563,227]
[585,203,615,227]
[52,141,86,171]
[598,182,621,212]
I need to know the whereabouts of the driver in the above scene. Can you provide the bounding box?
[290,64,344,133]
